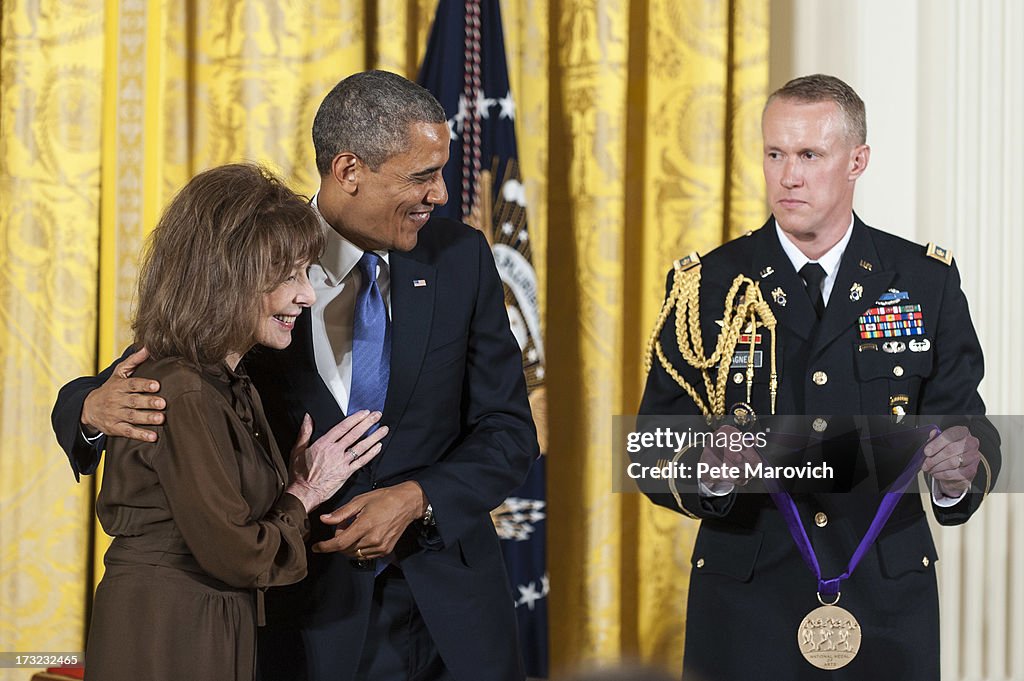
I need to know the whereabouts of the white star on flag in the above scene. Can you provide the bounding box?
[498,91,515,120]
[517,582,543,610]
[447,94,470,139]
[474,89,496,119]
[501,179,527,206]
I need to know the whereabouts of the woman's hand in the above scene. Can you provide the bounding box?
[285,411,388,512]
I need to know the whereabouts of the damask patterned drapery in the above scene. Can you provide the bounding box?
[0,0,765,676]
[545,0,766,669]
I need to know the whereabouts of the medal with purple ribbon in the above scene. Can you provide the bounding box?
[761,424,938,669]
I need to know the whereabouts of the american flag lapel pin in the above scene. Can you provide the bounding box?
[413,279,427,288]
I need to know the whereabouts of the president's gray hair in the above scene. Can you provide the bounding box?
[312,70,447,174]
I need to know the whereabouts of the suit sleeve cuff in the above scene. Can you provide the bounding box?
[82,426,104,445]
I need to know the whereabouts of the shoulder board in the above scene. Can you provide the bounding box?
[673,252,701,271]
[925,242,953,266]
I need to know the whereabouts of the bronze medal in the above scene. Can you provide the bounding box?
[797,604,861,669]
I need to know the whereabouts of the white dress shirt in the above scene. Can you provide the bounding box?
[309,195,391,415]
[775,215,854,306]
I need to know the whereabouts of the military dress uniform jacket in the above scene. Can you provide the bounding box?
[637,215,1000,681]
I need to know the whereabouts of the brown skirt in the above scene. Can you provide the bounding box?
[85,563,256,681]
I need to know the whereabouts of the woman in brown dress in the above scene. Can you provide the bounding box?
[84,164,387,681]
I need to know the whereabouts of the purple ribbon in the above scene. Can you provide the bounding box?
[763,425,938,598]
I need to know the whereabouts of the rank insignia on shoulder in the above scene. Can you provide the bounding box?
[926,242,953,266]
[674,252,701,271]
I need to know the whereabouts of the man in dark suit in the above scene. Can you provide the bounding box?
[635,75,999,680]
[52,70,538,681]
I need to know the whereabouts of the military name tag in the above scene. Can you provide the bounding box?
[797,604,862,670]
[730,350,762,368]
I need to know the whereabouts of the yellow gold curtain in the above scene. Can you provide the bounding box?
[0,0,765,676]
[0,2,106,670]
[545,0,767,672]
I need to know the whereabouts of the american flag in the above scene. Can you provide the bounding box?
[420,1,549,675]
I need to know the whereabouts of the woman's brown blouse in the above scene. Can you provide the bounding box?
[96,357,309,592]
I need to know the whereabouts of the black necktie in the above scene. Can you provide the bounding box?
[799,262,827,319]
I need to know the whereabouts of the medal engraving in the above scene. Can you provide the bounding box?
[798,604,861,669]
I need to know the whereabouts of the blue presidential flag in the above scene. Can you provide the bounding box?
[419,1,549,675]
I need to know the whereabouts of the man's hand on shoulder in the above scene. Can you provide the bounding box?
[313,481,428,558]
[81,347,165,443]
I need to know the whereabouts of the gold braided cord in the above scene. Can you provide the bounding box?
[645,264,778,417]
[667,445,700,519]
[745,319,757,405]
[653,342,712,415]
[979,452,992,497]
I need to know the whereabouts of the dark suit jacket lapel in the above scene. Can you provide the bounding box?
[812,216,895,356]
[374,251,437,475]
[750,220,817,342]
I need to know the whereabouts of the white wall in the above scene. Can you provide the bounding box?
[771,1,921,242]
[770,3,1023,414]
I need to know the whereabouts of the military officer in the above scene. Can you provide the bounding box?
[636,75,1000,680]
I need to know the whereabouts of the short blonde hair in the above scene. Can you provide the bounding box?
[766,74,867,145]
[133,163,324,367]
